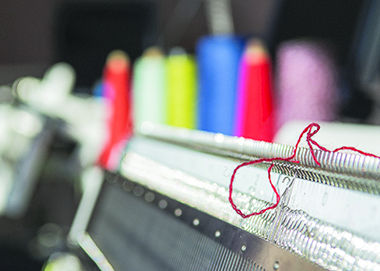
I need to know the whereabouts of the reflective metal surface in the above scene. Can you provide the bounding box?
[80,173,323,271]
[114,123,380,271]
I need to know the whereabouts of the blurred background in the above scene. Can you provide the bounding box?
[0,0,380,270]
[2,0,379,120]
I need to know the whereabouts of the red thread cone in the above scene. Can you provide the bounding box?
[237,41,274,142]
[98,50,133,169]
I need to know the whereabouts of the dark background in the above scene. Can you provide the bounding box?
[0,0,363,86]
[2,0,380,122]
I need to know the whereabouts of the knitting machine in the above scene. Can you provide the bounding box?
[69,123,380,271]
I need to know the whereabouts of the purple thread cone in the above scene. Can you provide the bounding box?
[276,40,338,130]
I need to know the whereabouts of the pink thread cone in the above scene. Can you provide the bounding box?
[276,40,338,131]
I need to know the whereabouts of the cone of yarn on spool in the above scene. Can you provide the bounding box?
[196,36,243,135]
[276,40,338,130]
[98,50,132,169]
[133,47,166,130]
[235,40,274,142]
[166,47,197,129]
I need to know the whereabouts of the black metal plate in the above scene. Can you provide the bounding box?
[85,171,323,271]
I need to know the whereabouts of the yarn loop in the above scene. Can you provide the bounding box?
[229,122,380,218]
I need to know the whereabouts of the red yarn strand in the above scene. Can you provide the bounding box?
[229,122,380,218]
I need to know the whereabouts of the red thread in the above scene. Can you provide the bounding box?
[229,122,380,218]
